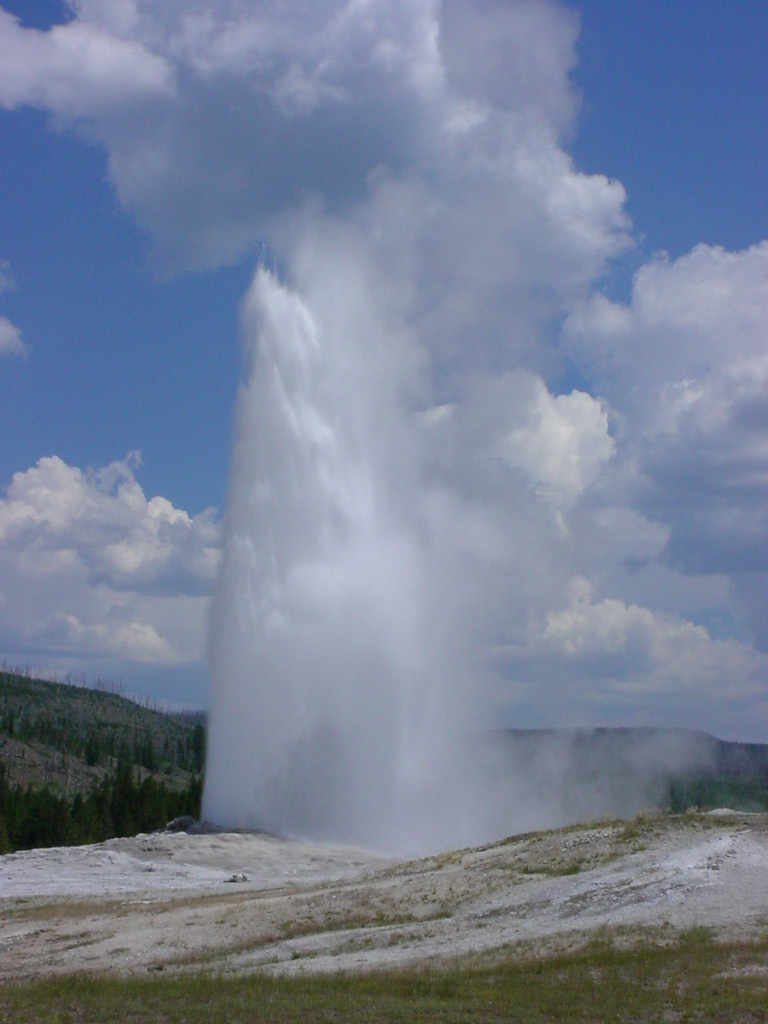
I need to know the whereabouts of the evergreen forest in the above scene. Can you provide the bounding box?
[0,669,204,853]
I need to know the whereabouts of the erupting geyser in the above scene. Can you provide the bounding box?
[203,263,474,851]
[202,0,632,852]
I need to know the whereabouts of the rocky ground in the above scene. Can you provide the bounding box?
[1,811,767,981]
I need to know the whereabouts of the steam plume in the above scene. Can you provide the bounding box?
[202,1,630,851]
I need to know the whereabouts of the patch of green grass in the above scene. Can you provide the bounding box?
[2,927,767,1023]
[521,858,583,877]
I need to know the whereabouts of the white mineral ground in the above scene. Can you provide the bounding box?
[1,811,767,981]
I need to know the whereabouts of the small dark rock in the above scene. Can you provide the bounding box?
[165,815,195,833]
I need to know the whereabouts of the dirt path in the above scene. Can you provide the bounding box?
[2,812,767,980]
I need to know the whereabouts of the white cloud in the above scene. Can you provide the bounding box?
[0,1,630,279]
[0,454,221,671]
[0,9,174,117]
[564,243,768,395]
[43,612,179,665]
[497,577,768,735]
[0,452,220,595]
[421,371,614,512]
[542,578,707,675]
[0,2,442,270]
[497,382,613,506]
[439,0,580,131]
[563,242,768,651]
[0,315,27,357]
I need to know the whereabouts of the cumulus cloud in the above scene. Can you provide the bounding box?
[0,454,221,671]
[0,8,174,117]
[0,0,629,279]
[474,597,759,763]
[0,453,220,595]
[504,576,768,736]
[0,1,440,270]
[0,315,27,357]
[467,373,614,507]
[563,242,768,650]
[39,612,178,665]
[439,0,580,131]
[539,578,760,687]
[565,243,768,396]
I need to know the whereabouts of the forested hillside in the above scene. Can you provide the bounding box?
[0,670,205,853]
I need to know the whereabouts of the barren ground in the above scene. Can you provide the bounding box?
[2,811,767,981]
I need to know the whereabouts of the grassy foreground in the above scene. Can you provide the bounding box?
[1,928,766,1023]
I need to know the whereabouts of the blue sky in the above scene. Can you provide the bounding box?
[574,2,768,259]
[1,1,767,739]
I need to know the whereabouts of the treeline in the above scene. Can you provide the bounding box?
[0,670,207,853]
[666,738,768,813]
[0,669,206,778]
[667,775,768,814]
[2,710,205,776]
[0,761,202,854]
[75,720,205,776]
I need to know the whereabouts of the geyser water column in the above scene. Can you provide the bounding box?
[203,263,462,851]
[197,1,633,853]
